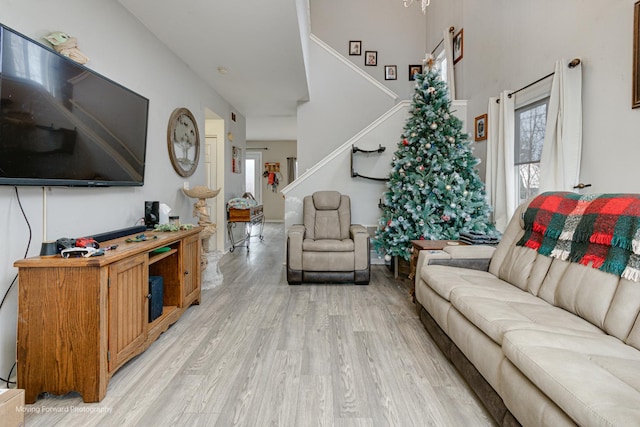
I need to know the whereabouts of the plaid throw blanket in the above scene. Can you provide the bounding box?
[516,192,640,281]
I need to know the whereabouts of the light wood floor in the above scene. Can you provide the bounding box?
[24,223,495,427]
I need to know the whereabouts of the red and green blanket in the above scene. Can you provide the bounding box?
[517,192,640,282]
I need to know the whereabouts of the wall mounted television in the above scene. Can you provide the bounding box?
[0,24,149,187]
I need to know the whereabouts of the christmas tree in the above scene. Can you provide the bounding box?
[374,61,496,261]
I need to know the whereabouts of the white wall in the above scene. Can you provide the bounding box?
[297,38,397,173]
[284,103,410,231]
[311,0,427,101]
[297,0,428,174]
[0,0,244,381]
[426,0,640,193]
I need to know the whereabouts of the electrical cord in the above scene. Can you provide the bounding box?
[0,187,32,387]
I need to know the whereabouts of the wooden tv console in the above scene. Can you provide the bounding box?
[14,227,202,403]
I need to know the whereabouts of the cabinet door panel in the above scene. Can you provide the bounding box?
[108,254,148,371]
[183,234,201,306]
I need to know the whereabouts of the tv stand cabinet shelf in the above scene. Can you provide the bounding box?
[14,227,202,404]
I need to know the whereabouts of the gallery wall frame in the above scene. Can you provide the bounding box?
[385,65,397,80]
[474,114,487,141]
[349,40,362,56]
[633,1,640,108]
[409,64,422,81]
[453,29,464,64]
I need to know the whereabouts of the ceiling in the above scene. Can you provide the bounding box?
[118,0,309,139]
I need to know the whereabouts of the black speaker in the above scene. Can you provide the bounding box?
[145,201,159,229]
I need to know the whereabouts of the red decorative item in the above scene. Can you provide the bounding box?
[402,139,409,146]
[419,236,425,240]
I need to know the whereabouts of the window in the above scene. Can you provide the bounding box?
[435,49,448,86]
[514,97,548,205]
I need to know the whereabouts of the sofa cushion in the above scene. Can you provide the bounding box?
[422,265,606,346]
[450,287,604,346]
[503,329,640,427]
[420,265,510,301]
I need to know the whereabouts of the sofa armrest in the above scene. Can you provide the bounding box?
[426,245,496,272]
[350,224,370,271]
[287,225,305,271]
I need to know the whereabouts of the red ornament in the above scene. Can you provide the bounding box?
[402,139,409,146]
[419,236,425,240]
[387,219,392,226]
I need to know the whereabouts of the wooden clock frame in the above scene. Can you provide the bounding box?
[167,107,200,177]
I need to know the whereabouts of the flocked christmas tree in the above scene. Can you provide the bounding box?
[374,59,497,261]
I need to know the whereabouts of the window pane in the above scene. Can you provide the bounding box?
[515,98,548,165]
[517,163,540,204]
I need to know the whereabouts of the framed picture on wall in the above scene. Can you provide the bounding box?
[408,64,422,81]
[385,65,397,80]
[633,1,640,108]
[232,146,242,173]
[474,114,488,141]
[365,51,377,66]
[453,29,464,64]
[349,40,362,56]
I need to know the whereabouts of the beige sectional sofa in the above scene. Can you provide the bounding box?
[414,198,640,427]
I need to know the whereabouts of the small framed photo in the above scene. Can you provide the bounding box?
[474,114,488,141]
[349,40,362,56]
[408,64,422,81]
[633,2,640,108]
[453,29,464,64]
[384,65,397,80]
[365,51,377,66]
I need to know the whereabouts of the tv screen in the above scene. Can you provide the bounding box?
[0,25,149,186]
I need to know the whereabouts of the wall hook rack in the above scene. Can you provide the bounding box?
[350,144,389,182]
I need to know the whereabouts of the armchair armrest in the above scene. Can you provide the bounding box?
[287,225,305,271]
[350,224,369,271]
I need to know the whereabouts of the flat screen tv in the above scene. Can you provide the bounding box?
[0,24,149,186]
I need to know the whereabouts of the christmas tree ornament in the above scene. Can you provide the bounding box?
[402,139,409,146]
[430,123,438,130]
[445,185,451,190]
[425,143,432,149]
[448,136,455,143]
[384,254,392,261]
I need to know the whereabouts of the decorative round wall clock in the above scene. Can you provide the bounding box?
[167,107,200,177]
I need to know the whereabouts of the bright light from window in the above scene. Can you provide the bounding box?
[245,158,255,195]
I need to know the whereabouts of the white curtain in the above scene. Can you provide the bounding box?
[485,91,515,233]
[443,28,456,100]
[538,59,583,192]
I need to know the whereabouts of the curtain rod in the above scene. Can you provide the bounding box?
[430,26,455,55]
[497,58,581,103]
[247,147,268,150]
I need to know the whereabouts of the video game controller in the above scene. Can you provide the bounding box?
[61,247,104,258]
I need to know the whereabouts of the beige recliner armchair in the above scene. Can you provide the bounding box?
[287,191,370,285]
